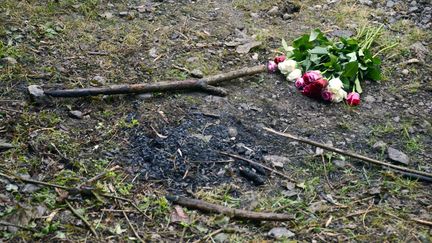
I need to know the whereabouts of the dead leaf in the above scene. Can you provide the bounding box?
[236,41,262,54]
[191,134,212,143]
[170,205,189,223]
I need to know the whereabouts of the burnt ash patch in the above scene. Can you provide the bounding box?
[127,113,269,192]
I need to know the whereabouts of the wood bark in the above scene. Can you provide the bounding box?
[43,65,267,97]
[166,195,293,221]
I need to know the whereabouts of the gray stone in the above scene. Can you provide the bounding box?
[282,13,292,20]
[387,147,410,165]
[268,227,295,239]
[364,95,376,103]
[410,42,429,60]
[227,127,238,138]
[267,6,279,16]
[263,155,290,168]
[28,85,49,104]
[191,69,204,78]
[213,233,229,242]
[409,6,419,13]
[373,141,387,151]
[333,160,347,168]
[359,0,373,5]
[90,75,106,86]
[100,12,113,19]
[0,141,14,151]
[21,183,39,193]
[250,12,260,18]
[119,11,128,17]
[69,110,83,119]
[235,41,262,54]
[1,57,18,66]
[386,1,395,8]
[401,69,409,75]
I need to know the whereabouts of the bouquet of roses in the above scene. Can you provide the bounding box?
[268,27,385,106]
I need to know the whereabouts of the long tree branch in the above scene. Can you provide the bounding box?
[263,127,432,182]
[166,195,293,221]
[35,65,267,98]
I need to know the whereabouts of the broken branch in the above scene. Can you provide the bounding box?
[32,65,267,98]
[166,195,293,221]
[263,127,432,182]
[218,151,296,182]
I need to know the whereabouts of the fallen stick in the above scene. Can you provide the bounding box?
[166,195,293,221]
[263,127,432,182]
[65,200,99,238]
[30,65,267,98]
[218,151,296,182]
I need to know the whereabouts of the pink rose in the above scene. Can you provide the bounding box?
[346,92,360,106]
[274,55,286,64]
[302,70,323,85]
[267,61,278,73]
[321,90,333,101]
[295,77,305,89]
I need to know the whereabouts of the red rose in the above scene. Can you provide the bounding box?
[302,70,322,84]
[346,92,360,106]
[274,55,286,64]
[301,78,328,99]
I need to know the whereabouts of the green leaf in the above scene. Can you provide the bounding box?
[347,52,357,62]
[309,29,321,42]
[354,77,363,93]
[342,61,359,79]
[309,46,328,55]
[282,39,289,52]
[310,54,321,64]
[366,66,381,81]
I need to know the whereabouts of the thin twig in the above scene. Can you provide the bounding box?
[101,209,136,213]
[0,107,23,114]
[78,165,121,187]
[192,228,224,243]
[0,221,36,232]
[218,151,296,182]
[0,172,69,190]
[263,127,432,182]
[321,155,334,190]
[411,218,432,227]
[166,195,293,221]
[65,200,99,238]
[122,210,144,242]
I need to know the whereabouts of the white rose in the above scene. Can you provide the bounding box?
[287,69,302,81]
[332,88,347,103]
[328,78,344,93]
[278,59,297,75]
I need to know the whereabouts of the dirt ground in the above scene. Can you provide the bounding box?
[1,0,431,242]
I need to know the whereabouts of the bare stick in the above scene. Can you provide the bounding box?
[122,210,144,242]
[78,165,121,187]
[65,200,99,238]
[38,65,267,98]
[166,195,293,221]
[0,221,36,232]
[411,218,432,227]
[0,172,69,190]
[218,151,296,182]
[263,127,432,182]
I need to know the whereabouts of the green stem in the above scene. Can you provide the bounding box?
[373,42,399,58]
